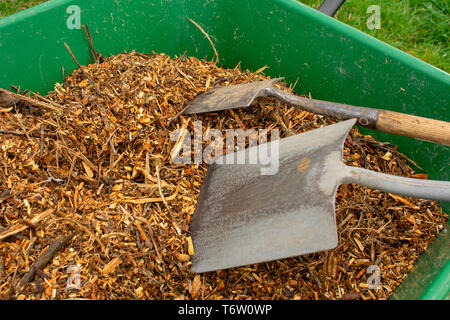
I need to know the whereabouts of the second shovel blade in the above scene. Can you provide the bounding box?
[182,78,283,114]
[189,119,357,273]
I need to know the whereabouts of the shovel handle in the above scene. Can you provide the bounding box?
[376,110,450,145]
[265,87,450,145]
[342,165,450,202]
[318,0,346,17]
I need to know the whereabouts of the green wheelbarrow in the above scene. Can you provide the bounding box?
[0,0,448,300]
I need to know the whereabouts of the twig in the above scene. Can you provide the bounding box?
[167,104,190,122]
[14,109,33,144]
[114,185,179,204]
[19,219,38,229]
[64,42,111,132]
[212,72,245,86]
[6,267,18,299]
[129,127,146,144]
[33,92,63,106]
[0,129,27,136]
[16,232,76,293]
[0,209,54,240]
[34,273,45,294]
[40,124,45,155]
[357,137,422,170]
[63,43,107,101]
[273,101,295,136]
[188,18,219,64]
[62,66,67,83]
[298,256,322,289]
[62,217,105,252]
[156,164,171,213]
[176,50,188,67]
[175,66,197,88]
[60,145,98,174]
[0,128,57,139]
[145,153,151,184]
[0,88,62,112]
[135,214,162,261]
[81,24,101,63]
[0,257,4,280]
[156,164,181,235]
[10,85,28,95]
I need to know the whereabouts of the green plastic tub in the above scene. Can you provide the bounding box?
[0,0,448,299]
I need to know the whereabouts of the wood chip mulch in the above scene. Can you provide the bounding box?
[0,51,447,300]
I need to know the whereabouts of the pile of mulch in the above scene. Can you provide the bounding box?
[0,51,447,300]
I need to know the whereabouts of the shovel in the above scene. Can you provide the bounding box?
[183,78,450,145]
[189,118,450,273]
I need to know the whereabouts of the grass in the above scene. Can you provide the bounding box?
[298,0,449,72]
[0,0,47,17]
[0,0,448,72]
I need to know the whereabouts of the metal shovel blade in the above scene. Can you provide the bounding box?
[189,119,356,273]
[190,119,450,273]
[183,78,283,114]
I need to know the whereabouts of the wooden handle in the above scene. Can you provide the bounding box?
[376,110,450,145]
[268,87,450,145]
